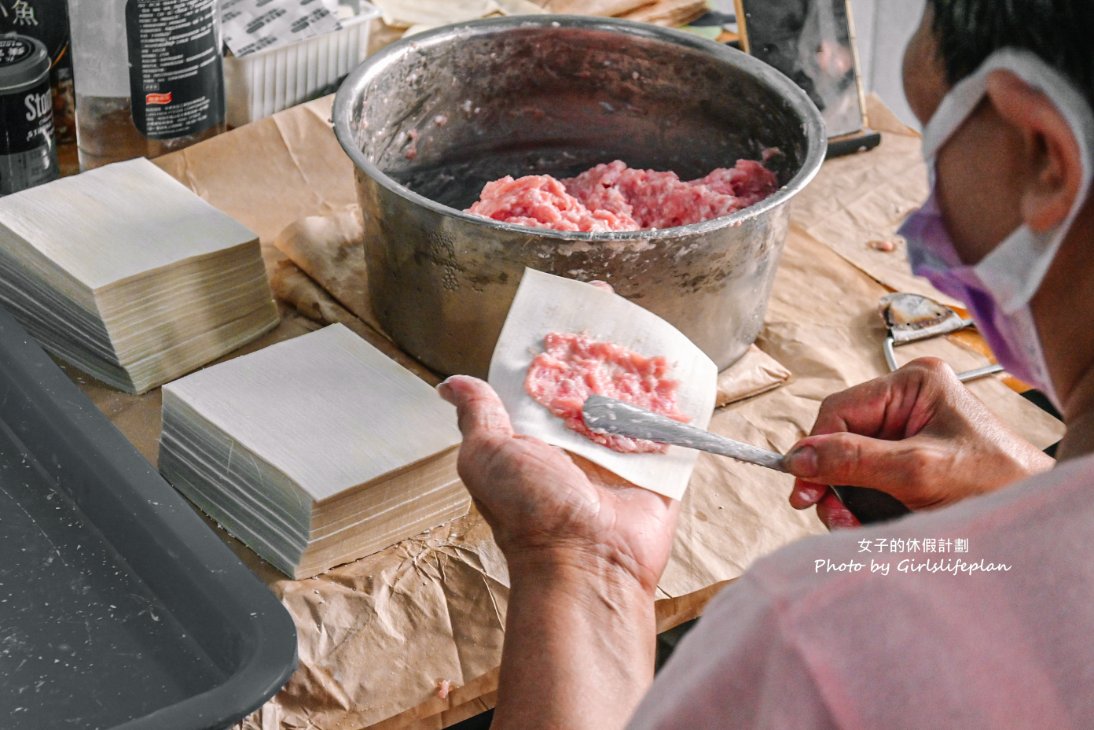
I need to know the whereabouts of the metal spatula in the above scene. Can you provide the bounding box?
[582,395,910,524]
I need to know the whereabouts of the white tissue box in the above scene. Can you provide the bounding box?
[224,1,380,127]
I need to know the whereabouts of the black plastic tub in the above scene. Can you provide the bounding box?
[0,306,297,729]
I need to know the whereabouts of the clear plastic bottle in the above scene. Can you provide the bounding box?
[66,0,225,170]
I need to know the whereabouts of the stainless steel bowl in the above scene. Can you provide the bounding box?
[334,16,825,377]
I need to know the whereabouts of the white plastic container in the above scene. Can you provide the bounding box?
[224,1,380,127]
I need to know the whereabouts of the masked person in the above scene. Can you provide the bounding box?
[438,1,1094,726]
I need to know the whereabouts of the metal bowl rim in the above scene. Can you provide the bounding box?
[333,14,826,242]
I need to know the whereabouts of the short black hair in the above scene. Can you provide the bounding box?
[927,0,1094,107]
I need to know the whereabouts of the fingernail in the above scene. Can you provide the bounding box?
[793,482,825,504]
[786,446,818,478]
[436,376,457,404]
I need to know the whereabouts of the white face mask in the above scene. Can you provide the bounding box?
[898,48,1094,407]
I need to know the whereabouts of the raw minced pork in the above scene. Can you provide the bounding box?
[524,332,688,454]
[467,159,777,232]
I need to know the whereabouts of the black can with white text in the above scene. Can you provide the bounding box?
[0,0,77,145]
[0,34,57,194]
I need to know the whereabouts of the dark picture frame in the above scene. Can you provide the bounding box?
[735,0,869,139]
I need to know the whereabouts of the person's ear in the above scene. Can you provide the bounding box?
[986,70,1084,232]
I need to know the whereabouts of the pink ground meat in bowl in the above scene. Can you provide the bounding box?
[467,158,778,233]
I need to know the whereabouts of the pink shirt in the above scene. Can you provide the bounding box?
[630,453,1094,728]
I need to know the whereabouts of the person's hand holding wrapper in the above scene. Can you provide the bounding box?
[437,374,678,730]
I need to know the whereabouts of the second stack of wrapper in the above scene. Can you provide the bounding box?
[159,324,469,579]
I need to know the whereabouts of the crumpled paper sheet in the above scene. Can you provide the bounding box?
[236,512,510,730]
[790,96,962,308]
[716,345,791,407]
[272,206,375,329]
[57,94,1063,729]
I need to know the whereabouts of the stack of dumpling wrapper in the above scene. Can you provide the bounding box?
[0,158,279,394]
[159,324,468,579]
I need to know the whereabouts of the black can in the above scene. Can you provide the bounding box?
[0,34,58,195]
[0,0,77,145]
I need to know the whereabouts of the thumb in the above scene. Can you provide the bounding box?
[785,432,929,505]
[437,375,514,443]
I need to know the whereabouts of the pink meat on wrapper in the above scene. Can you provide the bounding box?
[524,332,688,454]
[466,159,778,232]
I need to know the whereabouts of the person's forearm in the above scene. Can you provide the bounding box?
[492,550,657,730]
